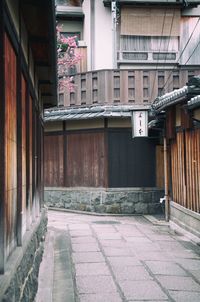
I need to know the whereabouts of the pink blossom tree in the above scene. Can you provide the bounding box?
[57,25,82,93]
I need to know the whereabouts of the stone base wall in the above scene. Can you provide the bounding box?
[44,187,164,215]
[170,201,200,238]
[0,210,47,302]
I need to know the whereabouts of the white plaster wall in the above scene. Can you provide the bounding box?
[94,0,113,70]
[82,0,91,70]
[82,0,113,71]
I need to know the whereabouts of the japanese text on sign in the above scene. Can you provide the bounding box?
[132,110,148,138]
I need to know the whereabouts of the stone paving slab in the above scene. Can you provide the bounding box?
[75,263,110,276]
[156,276,200,291]
[99,239,127,247]
[102,246,133,256]
[72,252,105,263]
[112,266,153,281]
[134,251,171,261]
[69,230,93,237]
[79,293,122,302]
[70,236,96,244]
[71,243,100,252]
[107,256,142,267]
[119,280,169,300]
[96,233,122,240]
[169,290,200,302]
[37,211,200,302]
[176,258,200,270]
[145,261,187,276]
[76,275,118,294]
[35,230,54,302]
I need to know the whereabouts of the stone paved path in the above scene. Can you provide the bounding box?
[36,210,200,302]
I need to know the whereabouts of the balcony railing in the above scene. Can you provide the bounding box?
[59,69,200,108]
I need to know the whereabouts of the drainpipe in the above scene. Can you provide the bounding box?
[164,136,170,221]
[90,0,95,70]
[112,0,117,69]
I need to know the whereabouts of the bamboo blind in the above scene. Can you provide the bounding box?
[121,7,180,36]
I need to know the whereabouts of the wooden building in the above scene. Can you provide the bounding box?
[151,76,200,236]
[0,0,57,301]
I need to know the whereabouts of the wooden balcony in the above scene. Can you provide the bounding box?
[59,69,200,108]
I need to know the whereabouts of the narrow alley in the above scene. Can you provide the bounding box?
[36,210,200,302]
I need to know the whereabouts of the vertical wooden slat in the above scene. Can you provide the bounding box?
[156,145,164,188]
[17,55,22,246]
[29,96,33,223]
[197,130,200,212]
[0,0,5,273]
[98,70,106,105]
[105,70,113,104]
[120,71,128,104]
[149,70,158,103]
[44,134,64,187]
[66,131,105,187]
[25,85,30,230]
[4,32,17,258]
[86,72,92,105]
[135,70,143,103]
[76,74,81,106]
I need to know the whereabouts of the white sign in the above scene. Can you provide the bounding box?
[132,110,148,138]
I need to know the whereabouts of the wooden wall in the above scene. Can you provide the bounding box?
[44,128,158,188]
[108,130,156,187]
[62,69,200,108]
[171,130,200,213]
[66,132,106,187]
[1,32,44,268]
[5,33,17,256]
[44,131,106,187]
[44,134,64,187]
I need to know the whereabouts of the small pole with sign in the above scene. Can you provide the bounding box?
[131,110,148,138]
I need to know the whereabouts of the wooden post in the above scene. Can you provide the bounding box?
[164,137,170,221]
[0,0,5,273]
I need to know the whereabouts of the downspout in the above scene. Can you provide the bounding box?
[164,136,170,222]
[90,0,95,70]
[112,0,117,69]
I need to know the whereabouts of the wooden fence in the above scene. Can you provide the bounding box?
[171,129,200,213]
[60,69,200,107]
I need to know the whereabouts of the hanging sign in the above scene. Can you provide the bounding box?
[132,110,148,138]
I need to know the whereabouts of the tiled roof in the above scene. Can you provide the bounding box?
[44,105,150,122]
[152,86,188,112]
[187,95,200,109]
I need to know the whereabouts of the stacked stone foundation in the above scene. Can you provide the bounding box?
[0,210,47,302]
[45,188,164,215]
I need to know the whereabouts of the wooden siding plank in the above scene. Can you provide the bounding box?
[156,145,164,188]
[44,134,64,187]
[120,71,128,104]
[66,131,105,187]
[105,70,113,104]
[135,70,143,103]
[86,72,92,105]
[17,62,22,246]
[0,4,5,272]
[4,33,17,258]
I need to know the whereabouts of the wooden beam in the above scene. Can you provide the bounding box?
[17,48,23,246]
[0,0,5,274]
